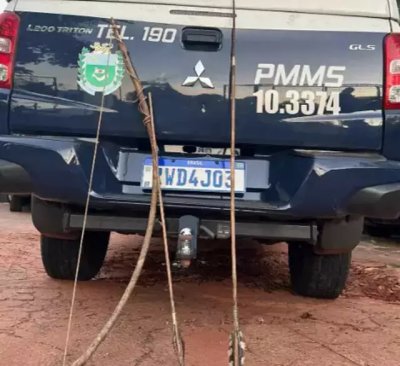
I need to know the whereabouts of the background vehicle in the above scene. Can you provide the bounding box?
[7,194,30,212]
[0,159,30,211]
[364,218,400,238]
[1,0,400,299]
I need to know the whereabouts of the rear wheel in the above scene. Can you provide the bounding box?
[288,242,351,299]
[41,232,110,281]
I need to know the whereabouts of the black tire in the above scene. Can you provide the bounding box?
[364,225,397,238]
[41,232,110,281]
[9,195,23,212]
[288,243,351,299]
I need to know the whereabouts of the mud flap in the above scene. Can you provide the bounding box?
[317,216,364,254]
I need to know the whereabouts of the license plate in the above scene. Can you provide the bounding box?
[141,158,246,193]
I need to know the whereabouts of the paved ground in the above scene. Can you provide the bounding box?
[0,204,400,366]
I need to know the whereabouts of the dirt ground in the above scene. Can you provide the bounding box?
[0,204,400,366]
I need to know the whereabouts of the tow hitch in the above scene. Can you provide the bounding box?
[175,215,199,269]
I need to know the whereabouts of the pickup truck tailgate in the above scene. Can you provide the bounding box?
[10,0,389,150]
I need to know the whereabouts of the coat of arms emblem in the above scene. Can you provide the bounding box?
[78,42,125,96]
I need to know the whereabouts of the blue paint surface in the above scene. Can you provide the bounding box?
[143,157,245,170]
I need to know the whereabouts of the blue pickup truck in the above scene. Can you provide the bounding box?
[1,0,400,299]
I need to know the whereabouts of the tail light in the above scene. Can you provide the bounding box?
[0,12,19,89]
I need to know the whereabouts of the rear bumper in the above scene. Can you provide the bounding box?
[2,136,400,220]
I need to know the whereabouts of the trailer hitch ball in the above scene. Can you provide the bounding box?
[177,228,193,268]
[175,216,199,269]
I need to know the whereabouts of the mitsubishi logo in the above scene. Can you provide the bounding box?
[182,60,214,89]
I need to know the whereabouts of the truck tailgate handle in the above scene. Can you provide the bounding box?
[182,27,223,51]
